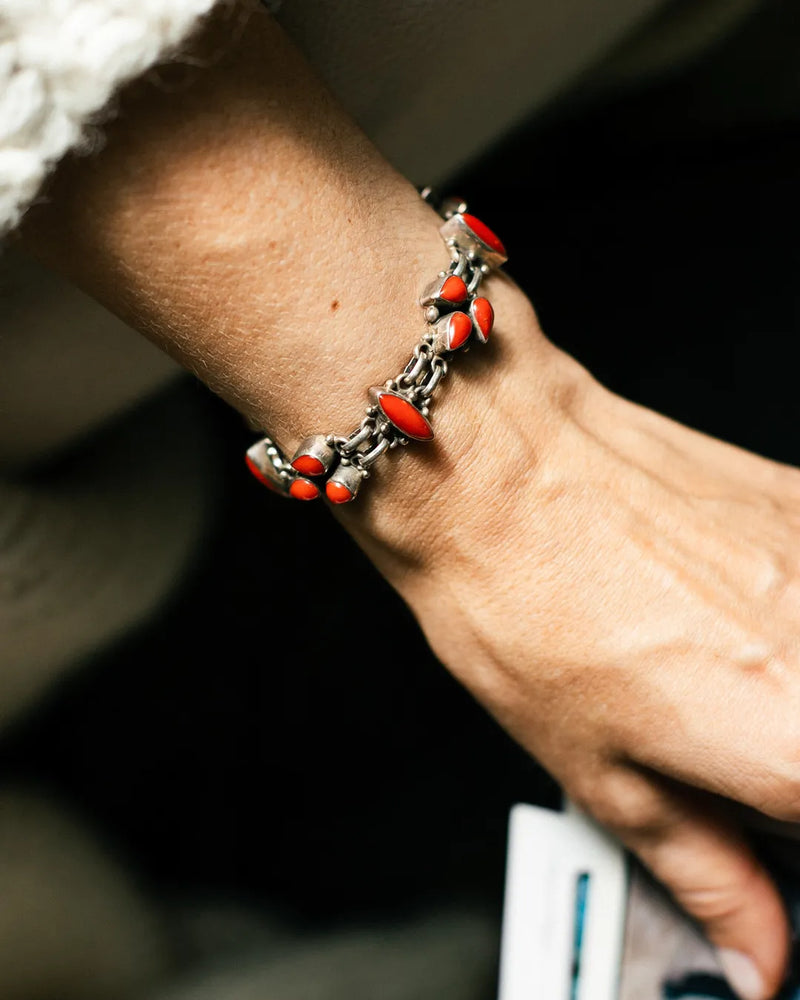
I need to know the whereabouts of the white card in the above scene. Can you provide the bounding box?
[498,803,628,1000]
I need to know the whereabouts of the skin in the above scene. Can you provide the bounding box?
[18,4,800,996]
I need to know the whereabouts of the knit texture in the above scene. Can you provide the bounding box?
[0,0,217,235]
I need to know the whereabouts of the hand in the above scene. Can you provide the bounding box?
[347,285,799,1000]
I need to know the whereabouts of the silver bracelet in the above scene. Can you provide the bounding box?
[245,190,507,503]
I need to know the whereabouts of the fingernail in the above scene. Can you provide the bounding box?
[716,949,766,1000]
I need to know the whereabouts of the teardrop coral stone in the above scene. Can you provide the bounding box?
[462,213,506,256]
[471,297,494,341]
[289,478,320,500]
[440,275,468,303]
[291,454,325,476]
[377,392,434,441]
[326,481,353,504]
[448,311,472,350]
[246,454,282,493]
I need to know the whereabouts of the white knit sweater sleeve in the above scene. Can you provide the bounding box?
[0,0,217,236]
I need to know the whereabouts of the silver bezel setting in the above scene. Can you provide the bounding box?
[290,433,337,476]
[246,439,291,496]
[430,312,471,354]
[470,297,493,345]
[368,387,434,442]
[326,460,364,501]
[439,213,508,269]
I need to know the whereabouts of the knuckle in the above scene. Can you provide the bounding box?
[571,771,668,840]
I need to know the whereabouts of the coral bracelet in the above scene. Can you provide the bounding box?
[245,191,507,503]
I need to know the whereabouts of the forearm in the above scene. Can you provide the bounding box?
[20,3,432,429]
[18,2,565,573]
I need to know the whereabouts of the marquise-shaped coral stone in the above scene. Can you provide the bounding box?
[377,392,433,441]
[289,478,320,500]
[440,274,468,303]
[462,213,506,256]
[326,481,353,504]
[448,311,472,350]
[471,297,494,341]
[246,454,282,493]
[291,454,325,476]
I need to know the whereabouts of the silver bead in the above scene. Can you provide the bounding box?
[441,196,468,219]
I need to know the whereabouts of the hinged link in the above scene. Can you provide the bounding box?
[337,417,375,455]
[417,356,448,397]
[397,346,431,388]
[355,435,391,469]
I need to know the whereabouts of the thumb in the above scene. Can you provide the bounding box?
[597,771,790,1000]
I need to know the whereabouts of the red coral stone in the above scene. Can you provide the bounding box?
[289,478,320,500]
[440,275,468,303]
[291,454,325,476]
[448,311,472,350]
[326,481,353,504]
[471,297,494,341]
[377,392,433,441]
[246,454,282,493]
[462,213,506,256]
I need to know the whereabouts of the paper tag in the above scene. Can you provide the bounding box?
[498,803,628,1000]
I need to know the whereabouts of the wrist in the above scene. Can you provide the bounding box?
[334,280,591,593]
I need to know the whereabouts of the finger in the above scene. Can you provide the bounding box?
[590,770,790,1000]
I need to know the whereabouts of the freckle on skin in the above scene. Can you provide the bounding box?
[331,299,339,311]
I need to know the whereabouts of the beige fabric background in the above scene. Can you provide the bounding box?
[277,0,757,184]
